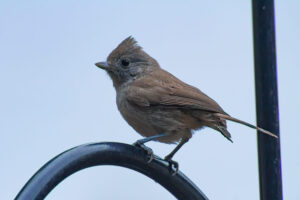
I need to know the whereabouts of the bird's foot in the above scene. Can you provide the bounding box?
[164,156,179,176]
[133,141,154,163]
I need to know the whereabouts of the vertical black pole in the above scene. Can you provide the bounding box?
[252,1,283,200]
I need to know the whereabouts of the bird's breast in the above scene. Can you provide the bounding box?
[116,92,159,137]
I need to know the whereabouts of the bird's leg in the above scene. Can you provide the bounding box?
[133,133,167,163]
[164,137,189,175]
[134,133,167,145]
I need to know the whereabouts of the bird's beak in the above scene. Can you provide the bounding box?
[95,62,109,70]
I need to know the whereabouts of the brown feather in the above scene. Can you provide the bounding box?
[127,68,226,114]
[214,113,278,138]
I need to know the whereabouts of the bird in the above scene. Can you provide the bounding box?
[95,36,277,173]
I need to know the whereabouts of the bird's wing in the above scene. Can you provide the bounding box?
[126,69,278,139]
[126,69,226,114]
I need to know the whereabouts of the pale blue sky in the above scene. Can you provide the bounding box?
[1,1,299,199]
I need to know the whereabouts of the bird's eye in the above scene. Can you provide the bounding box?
[121,59,130,67]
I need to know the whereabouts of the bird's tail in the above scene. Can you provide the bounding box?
[214,113,278,138]
[215,125,233,143]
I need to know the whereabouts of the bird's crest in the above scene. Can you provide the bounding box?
[108,36,142,61]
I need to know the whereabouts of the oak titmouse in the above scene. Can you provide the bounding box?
[95,37,277,172]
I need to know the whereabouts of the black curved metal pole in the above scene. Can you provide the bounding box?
[252,1,283,200]
[15,142,208,200]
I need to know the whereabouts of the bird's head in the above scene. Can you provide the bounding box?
[95,36,159,89]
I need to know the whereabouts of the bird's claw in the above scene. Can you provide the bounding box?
[165,158,179,176]
[133,142,154,163]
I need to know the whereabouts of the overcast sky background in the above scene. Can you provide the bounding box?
[1,1,299,199]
